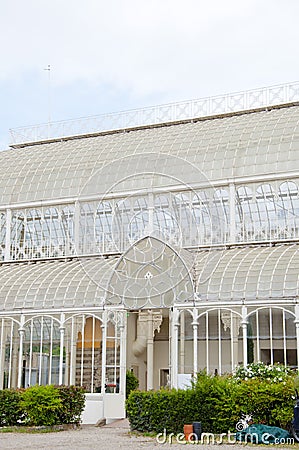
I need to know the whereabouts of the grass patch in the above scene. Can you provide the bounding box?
[0,425,66,433]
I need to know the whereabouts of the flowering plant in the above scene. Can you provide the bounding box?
[233,362,293,383]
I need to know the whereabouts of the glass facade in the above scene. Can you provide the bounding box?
[0,102,298,394]
[0,179,298,261]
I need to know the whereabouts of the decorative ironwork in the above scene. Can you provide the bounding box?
[106,236,194,309]
[9,82,299,145]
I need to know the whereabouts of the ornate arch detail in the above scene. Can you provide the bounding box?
[23,314,61,328]
[246,305,296,319]
[105,236,194,309]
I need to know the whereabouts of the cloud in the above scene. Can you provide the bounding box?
[1,0,299,101]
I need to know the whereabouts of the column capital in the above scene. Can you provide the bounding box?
[152,311,163,337]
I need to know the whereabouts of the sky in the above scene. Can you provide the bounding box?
[1,0,299,149]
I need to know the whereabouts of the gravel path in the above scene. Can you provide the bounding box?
[0,420,295,449]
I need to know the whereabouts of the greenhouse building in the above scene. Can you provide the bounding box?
[1,82,299,422]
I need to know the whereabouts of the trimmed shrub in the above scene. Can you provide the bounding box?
[191,371,237,433]
[126,370,139,399]
[56,385,86,425]
[0,385,86,427]
[0,389,24,426]
[126,370,296,435]
[20,385,63,426]
[126,385,219,434]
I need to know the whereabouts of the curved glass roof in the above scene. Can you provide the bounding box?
[195,244,299,301]
[1,242,298,311]
[1,104,299,205]
[0,257,116,311]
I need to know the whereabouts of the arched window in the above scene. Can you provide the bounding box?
[23,317,61,386]
[128,197,148,243]
[26,209,43,247]
[212,189,229,243]
[80,203,96,254]
[61,205,75,252]
[115,199,132,251]
[236,186,256,241]
[172,193,194,246]
[154,195,180,245]
[192,192,212,245]
[95,201,114,252]
[277,181,299,238]
[256,184,277,240]
[248,307,296,367]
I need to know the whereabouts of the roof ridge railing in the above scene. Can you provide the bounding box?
[9,81,299,146]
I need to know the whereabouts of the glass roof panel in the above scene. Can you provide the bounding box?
[0,257,115,310]
[196,244,299,301]
[1,105,299,204]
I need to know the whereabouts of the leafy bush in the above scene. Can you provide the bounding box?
[55,385,86,425]
[231,377,294,429]
[0,385,86,427]
[126,370,296,435]
[126,370,139,399]
[20,385,62,426]
[126,373,237,434]
[0,389,24,426]
[191,371,237,433]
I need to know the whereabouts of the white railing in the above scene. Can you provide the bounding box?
[9,81,299,145]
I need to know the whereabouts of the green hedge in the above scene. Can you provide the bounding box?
[55,385,86,425]
[0,389,24,427]
[21,385,62,426]
[0,385,85,427]
[126,370,139,399]
[126,371,295,434]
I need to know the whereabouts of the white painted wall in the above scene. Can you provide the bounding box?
[81,393,104,425]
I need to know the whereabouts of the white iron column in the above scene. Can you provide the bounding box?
[69,317,79,385]
[241,306,248,367]
[0,319,5,389]
[4,208,11,261]
[11,323,19,388]
[170,308,179,389]
[229,182,236,243]
[64,326,69,386]
[59,313,65,385]
[192,309,198,378]
[101,311,107,394]
[119,310,127,395]
[206,312,209,373]
[232,314,240,370]
[147,311,154,390]
[179,310,185,373]
[17,315,25,388]
[74,200,80,254]
[295,305,299,372]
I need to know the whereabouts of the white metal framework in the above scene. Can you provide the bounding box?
[0,177,298,261]
[0,97,299,401]
[9,81,299,145]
